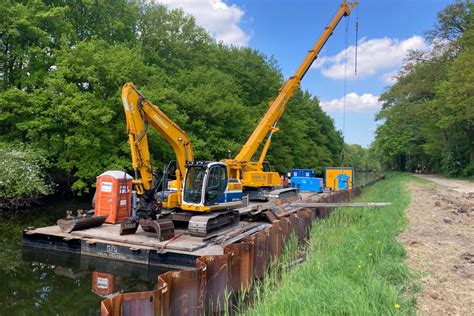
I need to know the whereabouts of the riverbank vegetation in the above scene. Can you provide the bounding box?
[0,0,344,207]
[245,173,417,315]
[2,0,471,209]
[0,143,52,210]
[373,1,473,177]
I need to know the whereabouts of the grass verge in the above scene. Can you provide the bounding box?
[245,173,418,315]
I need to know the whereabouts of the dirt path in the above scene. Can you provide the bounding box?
[414,174,474,194]
[400,175,474,315]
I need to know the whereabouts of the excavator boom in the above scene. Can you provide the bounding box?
[121,82,193,197]
[121,82,242,214]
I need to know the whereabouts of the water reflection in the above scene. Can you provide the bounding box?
[4,247,172,315]
[1,197,171,315]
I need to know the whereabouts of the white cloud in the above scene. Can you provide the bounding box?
[314,36,428,79]
[320,92,381,112]
[381,70,398,86]
[157,0,250,47]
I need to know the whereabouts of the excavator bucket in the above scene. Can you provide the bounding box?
[139,218,175,241]
[119,217,139,235]
[57,215,108,233]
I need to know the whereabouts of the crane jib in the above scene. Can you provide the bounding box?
[233,1,358,164]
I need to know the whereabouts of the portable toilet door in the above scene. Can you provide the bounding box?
[336,173,350,190]
[95,171,133,223]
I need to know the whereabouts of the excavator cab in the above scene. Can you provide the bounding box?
[182,162,243,212]
[205,164,228,205]
[182,164,207,204]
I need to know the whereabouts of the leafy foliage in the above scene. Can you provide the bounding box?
[343,144,380,172]
[373,1,473,176]
[0,0,343,198]
[0,143,52,208]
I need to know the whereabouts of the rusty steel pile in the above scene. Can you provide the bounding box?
[101,177,382,316]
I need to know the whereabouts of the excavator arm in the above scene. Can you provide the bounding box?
[120,83,241,238]
[229,1,358,171]
[121,82,193,199]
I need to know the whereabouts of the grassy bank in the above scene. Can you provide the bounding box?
[246,173,417,315]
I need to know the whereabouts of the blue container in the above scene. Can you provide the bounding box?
[291,169,315,178]
[291,176,323,192]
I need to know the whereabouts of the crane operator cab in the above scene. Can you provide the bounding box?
[181,161,244,212]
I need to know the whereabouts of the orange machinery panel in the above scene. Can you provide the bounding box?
[324,167,354,191]
[95,171,133,224]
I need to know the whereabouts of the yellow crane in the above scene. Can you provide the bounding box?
[116,1,358,238]
[224,0,358,199]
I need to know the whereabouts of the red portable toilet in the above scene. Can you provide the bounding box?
[95,171,133,224]
[92,272,117,297]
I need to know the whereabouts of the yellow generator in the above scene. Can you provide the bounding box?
[324,167,354,191]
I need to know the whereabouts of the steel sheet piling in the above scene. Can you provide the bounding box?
[197,254,231,312]
[280,217,291,243]
[268,220,282,260]
[253,229,270,279]
[101,278,169,316]
[158,267,206,316]
[224,238,254,293]
[100,177,386,316]
[289,213,299,241]
[118,292,158,316]
[241,236,256,290]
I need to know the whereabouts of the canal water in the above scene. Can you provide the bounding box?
[354,171,379,188]
[0,198,170,315]
[1,172,378,315]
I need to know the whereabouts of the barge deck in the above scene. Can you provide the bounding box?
[22,192,323,268]
[22,220,271,268]
[22,189,372,269]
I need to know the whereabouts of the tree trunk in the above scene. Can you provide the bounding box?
[464,127,474,163]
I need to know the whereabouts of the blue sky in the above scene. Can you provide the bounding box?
[159,0,454,147]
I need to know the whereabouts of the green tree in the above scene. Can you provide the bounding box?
[11,39,156,192]
[0,0,347,199]
[373,1,473,176]
[0,1,71,91]
[436,10,474,174]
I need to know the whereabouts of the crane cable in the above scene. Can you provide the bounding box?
[341,5,360,162]
[341,14,350,169]
[338,5,359,190]
[355,5,359,76]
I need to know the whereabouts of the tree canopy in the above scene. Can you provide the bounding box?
[0,0,344,199]
[373,1,473,177]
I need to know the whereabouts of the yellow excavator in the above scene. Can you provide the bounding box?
[120,83,243,237]
[224,0,358,199]
[116,0,357,239]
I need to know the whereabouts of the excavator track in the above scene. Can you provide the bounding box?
[188,210,240,237]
